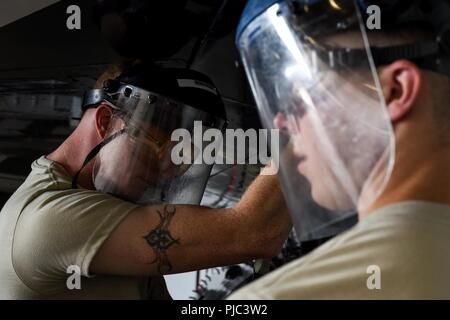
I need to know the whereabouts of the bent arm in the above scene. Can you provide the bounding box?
[90,174,292,276]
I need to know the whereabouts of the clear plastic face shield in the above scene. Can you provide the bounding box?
[92,84,226,205]
[237,0,395,241]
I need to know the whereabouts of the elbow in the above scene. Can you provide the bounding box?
[259,234,286,259]
[246,228,289,259]
[230,208,292,260]
[256,219,292,259]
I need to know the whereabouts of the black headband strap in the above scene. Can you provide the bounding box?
[71,128,129,189]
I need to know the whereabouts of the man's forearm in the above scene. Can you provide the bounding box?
[138,173,292,274]
[91,174,293,277]
[141,174,292,274]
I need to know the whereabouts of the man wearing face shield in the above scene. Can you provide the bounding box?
[0,62,292,299]
[230,0,450,299]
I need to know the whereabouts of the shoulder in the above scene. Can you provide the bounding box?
[230,202,450,299]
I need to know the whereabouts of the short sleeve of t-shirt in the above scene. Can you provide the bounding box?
[11,158,139,294]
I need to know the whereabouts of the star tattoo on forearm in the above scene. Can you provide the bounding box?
[143,204,180,274]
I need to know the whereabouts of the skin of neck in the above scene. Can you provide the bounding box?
[47,108,105,190]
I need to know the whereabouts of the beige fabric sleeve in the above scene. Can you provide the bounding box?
[12,189,138,294]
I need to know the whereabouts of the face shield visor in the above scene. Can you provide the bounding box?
[90,83,226,205]
[237,0,395,241]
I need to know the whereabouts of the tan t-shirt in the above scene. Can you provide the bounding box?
[0,156,171,299]
[229,201,450,299]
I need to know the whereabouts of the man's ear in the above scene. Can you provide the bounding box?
[95,103,113,138]
[378,60,422,122]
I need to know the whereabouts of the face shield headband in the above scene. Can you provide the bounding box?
[285,0,450,76]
